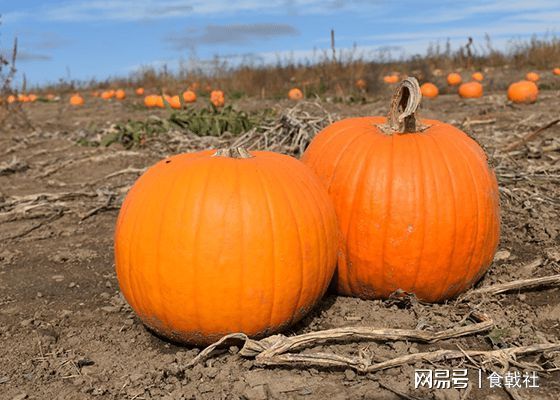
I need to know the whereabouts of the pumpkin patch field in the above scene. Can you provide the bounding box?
[1,7,560,392]
[1,71,560,399]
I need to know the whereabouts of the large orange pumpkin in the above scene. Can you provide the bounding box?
[458,81,483,98]
[182,90,197,103]
[525,72,540,82]
[471,72,484,82]
[288,88,303,100]
[420,82,439,98]
[507,80,538,104]
[70,94,84,106]
[302,78,500,302]
[447,73,462,86]
[210,90,225,107]
[114,147,338,345]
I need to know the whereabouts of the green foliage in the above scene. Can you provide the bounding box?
[93,106,274,148]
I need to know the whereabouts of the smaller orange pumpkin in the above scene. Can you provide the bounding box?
[7,95,16,104]
[28,94,38,102]
[101,90,114,100]
[70,94,84,106]
[144,95,156,108]
[507,80,538,104]
[471,72,484,81]
[135,88,145,96]
[447,73,462,86]
[153,95,165,108]
[18,94,30,103]
[355,79,367,90]
[288,88,303,100]
[210,90,225,107]
[115,89,126,100]
[420,82,439,98]
[525,72,540,82]
[182,90,197,103]
[383,74,399,84]
[553,68,560,76]
[164,95,182,109]
[458,81,483,99]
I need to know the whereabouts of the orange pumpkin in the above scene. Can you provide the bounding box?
[420,82,439,98]
[182,90,197,103]
[101,90,115,100]
[115,89,126,100]
[302,78,500,302]
[471,72,484,81]
[525,72,540,82]
[92,91,100,97]
[553,68,560,76]
[507,80,538,104]
[355,79,367,90]
[144,95,156,107]
[458,81,483,98]
[210,90,225,107]
[383,74,399,84]
[7,95,16,104]
[135,87,145,96]
[114,147,338,345]
[28,94,38,102]
[164,94,182,109]
[18,94,30,103]
[447,73,462,86]
[288,88,303,100]
[70,94,84,106]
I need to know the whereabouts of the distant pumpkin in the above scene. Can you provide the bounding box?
[28,94,38,102]
[507,80,538,104]
[101,90,115,100]
[18,94,30,103]
[164,95,182,109]
[447,73,462,86]
[46,94,56,101]
[553,68,560,76]
[355,79,367,90]
[525,72,540,82]
[471,72,484,81]
[288,88,303,100]
[420,82,439,98]
[210,90,225,107]
[383,74,399,84]
[7,95,16,104]
[70,94,84,106]
[182,90,197,103]
[135,88,145,96]
[115,89,126,100]
[458,81,483,98]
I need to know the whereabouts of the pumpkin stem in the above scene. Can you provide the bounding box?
[212,147,253,159]
[386,77,423,133]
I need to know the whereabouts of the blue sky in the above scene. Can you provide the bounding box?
[1,0,559,86]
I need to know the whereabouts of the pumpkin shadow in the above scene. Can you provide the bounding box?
[285,293,338,335]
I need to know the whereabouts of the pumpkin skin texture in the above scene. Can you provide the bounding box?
[525,72,540,82]
[458,81,483,98]
[507,80,538,104]
[114,149,338,345]
[302,78,500,303]
[447,73,462,86]
[420,82,439,98]
[288,88,303,100]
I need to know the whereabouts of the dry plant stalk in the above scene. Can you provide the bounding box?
[187,311,493,368]
[463,274,560,298]
[502,118,560,152]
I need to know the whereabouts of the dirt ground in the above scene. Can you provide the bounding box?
[1,83,560,400]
